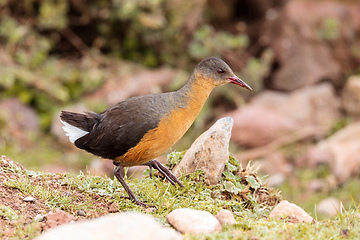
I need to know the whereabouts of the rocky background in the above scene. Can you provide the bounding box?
[1,0,360,218]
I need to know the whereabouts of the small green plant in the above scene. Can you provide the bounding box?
[0,204,19,221]
[318,17,341,41]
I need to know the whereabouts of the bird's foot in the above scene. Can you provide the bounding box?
[145,160,185,187]
[119,196,155,209]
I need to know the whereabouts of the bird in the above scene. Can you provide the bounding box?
[60,57,252,207]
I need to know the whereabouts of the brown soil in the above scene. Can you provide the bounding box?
[0,156,119,239]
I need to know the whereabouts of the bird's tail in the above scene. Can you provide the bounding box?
[60,111,100,143]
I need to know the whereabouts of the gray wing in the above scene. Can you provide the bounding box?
[74,93,175,159]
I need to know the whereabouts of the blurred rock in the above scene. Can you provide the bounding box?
[0,98,40,148]
[88,158,115,177]
[36,212,182,240]
[330,141,360,184]
[51,104,89,147]
[254,83,340,132]
[307,179,327,193]
[299,147,333,167]
[215,209,236,226]
[269,200,314,223]
[260,152,293,176]
[341,75,360,119]
[317,197,341,217]
[313,121,360,183]
[167,208,221,234]
[267,173,285,188]
[228,105,298,147]
[127,166,148,180]
[89,67,177,106]
[231,83,340,148]
[173,117,233,185]
[263,0,360,90]
[285,83,340,132]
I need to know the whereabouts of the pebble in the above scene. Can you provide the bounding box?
[166,208,221,234]
[108,202,120,213]
[34,214,45,222]
[269,200,314,223]
[23,196,36,202]
[77,210,86,216]
[215,209,236,226]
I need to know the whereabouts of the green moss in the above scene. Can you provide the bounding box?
[0,204,19,221]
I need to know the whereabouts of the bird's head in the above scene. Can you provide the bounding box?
[194,57,252,90]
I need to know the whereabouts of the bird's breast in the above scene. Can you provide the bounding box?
[115,95,205,167]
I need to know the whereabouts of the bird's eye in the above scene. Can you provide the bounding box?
[218,69,224,74]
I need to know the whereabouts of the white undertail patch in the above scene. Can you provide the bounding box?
[60,120,89,143]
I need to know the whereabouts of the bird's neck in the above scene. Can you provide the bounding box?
[176,73,215,119]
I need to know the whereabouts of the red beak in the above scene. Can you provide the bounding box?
[228,77,252,91]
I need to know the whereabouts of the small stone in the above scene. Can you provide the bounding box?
[269,200,314,223]
[215,209,236,226]
[77,210,86,216]
[317,197,340,217]
[35,212,182,240]
[108,202,120,213]
[23,196,36,202]
[166,208,221,234]
[34,214,45,222]
[173,117,233,185]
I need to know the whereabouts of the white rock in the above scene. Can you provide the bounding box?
[35,212,182,240]
[317,197,341,217]
[215,209,236,226]
[173,117,233,185]
[167,208,221,234]
[269,200,314,223]
[34,214,45,222]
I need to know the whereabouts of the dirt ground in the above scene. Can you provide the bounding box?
[0,156,118,239]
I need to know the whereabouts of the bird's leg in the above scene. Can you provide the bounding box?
[144,160,185,188]
[114,165,149,208]
[148,164,153,179]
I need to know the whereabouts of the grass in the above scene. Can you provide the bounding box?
[1,154,360,239]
